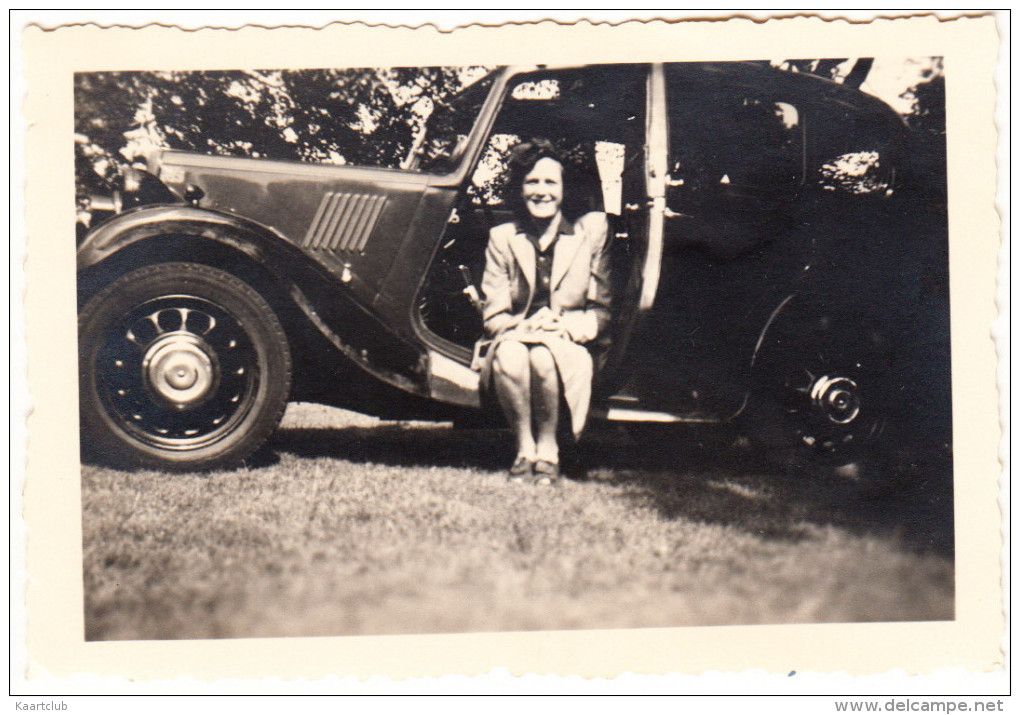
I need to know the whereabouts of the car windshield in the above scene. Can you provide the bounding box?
[414,72,498,175]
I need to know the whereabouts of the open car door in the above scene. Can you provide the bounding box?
[598,63,674,419]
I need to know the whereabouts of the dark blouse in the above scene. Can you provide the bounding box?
[525,234,556,317]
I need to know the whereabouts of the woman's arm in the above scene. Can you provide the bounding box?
[480,227,516,338]
[560,211,612,343]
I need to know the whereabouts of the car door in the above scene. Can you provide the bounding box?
[595,62,666,401]
[609,62,812,420]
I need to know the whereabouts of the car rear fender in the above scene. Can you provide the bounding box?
[749,293,798,372]
[748,292,895,394]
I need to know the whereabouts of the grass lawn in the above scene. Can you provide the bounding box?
[81,403,954,640]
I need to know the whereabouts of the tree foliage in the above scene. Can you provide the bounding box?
[899,58,946,140]
[74,66,485,199]
[74,61,946,207]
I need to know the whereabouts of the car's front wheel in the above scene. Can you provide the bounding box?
[78,262,292,471]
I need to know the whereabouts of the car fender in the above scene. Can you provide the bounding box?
[77,204,312,276]
[77,204,430,398]
[749,293,797,372]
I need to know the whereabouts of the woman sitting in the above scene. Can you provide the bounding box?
[479,139,612,485]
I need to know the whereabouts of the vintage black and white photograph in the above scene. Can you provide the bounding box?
[18,15,1004,683]
[72,54,956,641]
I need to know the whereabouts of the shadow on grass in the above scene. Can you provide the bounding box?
[269,420,954,558]
[269,422,514,471]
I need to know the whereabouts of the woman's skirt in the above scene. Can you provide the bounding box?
[479,332,594,439]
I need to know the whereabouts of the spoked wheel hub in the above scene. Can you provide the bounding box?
[97,296,260,452]
[785,364,884,459]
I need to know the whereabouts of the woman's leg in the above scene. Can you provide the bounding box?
[528,345,560,465]
[492,340,535,461]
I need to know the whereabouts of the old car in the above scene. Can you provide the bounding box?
[76,61,951,479]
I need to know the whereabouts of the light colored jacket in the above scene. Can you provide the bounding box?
[479,211,612,438]
[481,211,612,342]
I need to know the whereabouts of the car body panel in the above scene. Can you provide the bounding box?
[156,151,434,312]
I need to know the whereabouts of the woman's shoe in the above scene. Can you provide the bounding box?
[532,460,560,486]
[508,456,533,482]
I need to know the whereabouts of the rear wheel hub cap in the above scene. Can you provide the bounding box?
[810,375,860,425]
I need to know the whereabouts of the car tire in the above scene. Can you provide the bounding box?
[79,262,292,471]
[748,313,904,487]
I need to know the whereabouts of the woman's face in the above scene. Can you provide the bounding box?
[521,157,564,221]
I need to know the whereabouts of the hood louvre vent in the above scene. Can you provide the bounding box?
[303,192,387,253]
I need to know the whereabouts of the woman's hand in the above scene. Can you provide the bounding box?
[519,307,568,340]
[528,307,560,331]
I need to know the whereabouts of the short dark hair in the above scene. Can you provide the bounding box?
[505,138,567,222]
